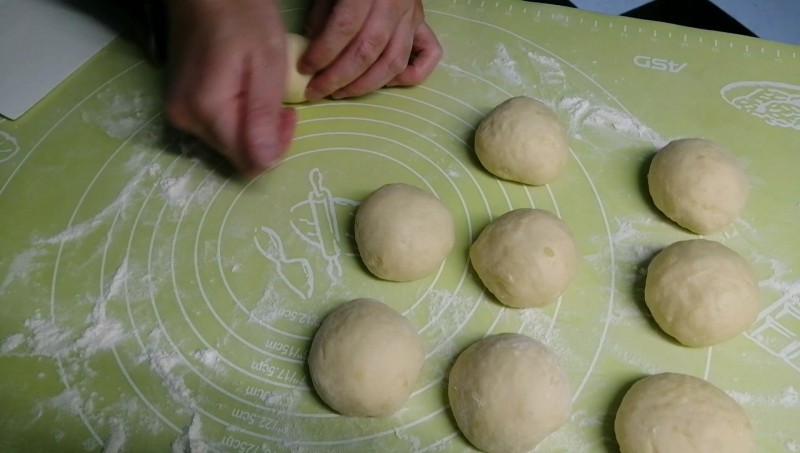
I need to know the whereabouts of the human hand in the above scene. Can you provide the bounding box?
[164,0,296,176]
[301,0,443,100]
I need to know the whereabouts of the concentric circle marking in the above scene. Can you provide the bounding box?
[26,5,646,449]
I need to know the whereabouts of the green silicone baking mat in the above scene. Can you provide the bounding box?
[1,1,798,451]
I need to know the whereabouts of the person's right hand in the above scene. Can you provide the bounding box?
[164,0,296,176]
[301,0,442,101]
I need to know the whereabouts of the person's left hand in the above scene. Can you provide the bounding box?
[300,0,443,100]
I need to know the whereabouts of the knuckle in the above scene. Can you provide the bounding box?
[353,36,385,64]
[386,55,408,75]
[331,11,359,37]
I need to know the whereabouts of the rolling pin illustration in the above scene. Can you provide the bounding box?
[291,169,357,281]
[254,226,314,300]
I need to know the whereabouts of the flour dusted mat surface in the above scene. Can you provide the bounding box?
[0,1,799,451]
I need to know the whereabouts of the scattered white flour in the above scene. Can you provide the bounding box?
[752,253,800,296]
[728,386,799,408]
[490,43,524,87]
[5,260,127,359]
[37,388,85,418]
[81,90,157,139]
[21,313,74,357]
[585,105,665,145]
[171,413,208,453]
[160,174,193,207]
[393,427,423,451]
[528,51,567,85]
[787,439,800,452]
[137,330,196,408]
[248,287,284,326]
[425,289,474,325]
[0,333,25,354]
[107,260,128,299]
[0,247,48,294]
[192,348,225,375]
[610,343,661,375]
[34,162,154,246]
[142,347,193,406]
[518,307,559,346]
[528,52,562,71]
[73,294,125,357]
[585,216,659,272]
[558,96,666,146]
[103,418,126,453]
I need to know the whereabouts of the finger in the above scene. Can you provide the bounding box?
[387,22,442,87]
[305,4,408,99]
[298,0,372,75]
[166,68,245,170]
[330,12,415,99]
[304,0,335,40]
[240,43,293,173]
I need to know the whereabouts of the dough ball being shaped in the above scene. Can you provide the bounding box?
[448,333,572,453]
[284,33,312,103]
[474,96,569,185]
[648,138,749,234]
[615,373,754,453]
[308,298,424,417]
[645,239,760,347]
[470,208,578,308]
[355,183,455,281]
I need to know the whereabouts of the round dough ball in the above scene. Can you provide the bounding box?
[615,373,754,453]
[470,208,578,308]
[308,298,424,417]
[645,239,760,347]
[648,138,749,234]
[284,33,312,104]
[355,183,455,282]
[449,333,572,453]
[474,96,569,185]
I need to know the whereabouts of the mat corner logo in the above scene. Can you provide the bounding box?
[633,55,688,73]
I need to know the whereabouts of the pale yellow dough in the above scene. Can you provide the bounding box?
[355,183,455,282]
[448,333,572,453]
[648,138,749,234]
[474,96,569,185]
[645,239,760,347]
[615,373,755,453]
[284,33,312,104]
[307,298,424,417]
[470,208,578,308]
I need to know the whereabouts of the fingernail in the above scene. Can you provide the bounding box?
[330,90,346,100]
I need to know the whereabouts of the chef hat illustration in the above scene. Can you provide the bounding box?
[721,81,800,131]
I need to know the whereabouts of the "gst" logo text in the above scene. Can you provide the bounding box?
[633,56,688,73]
